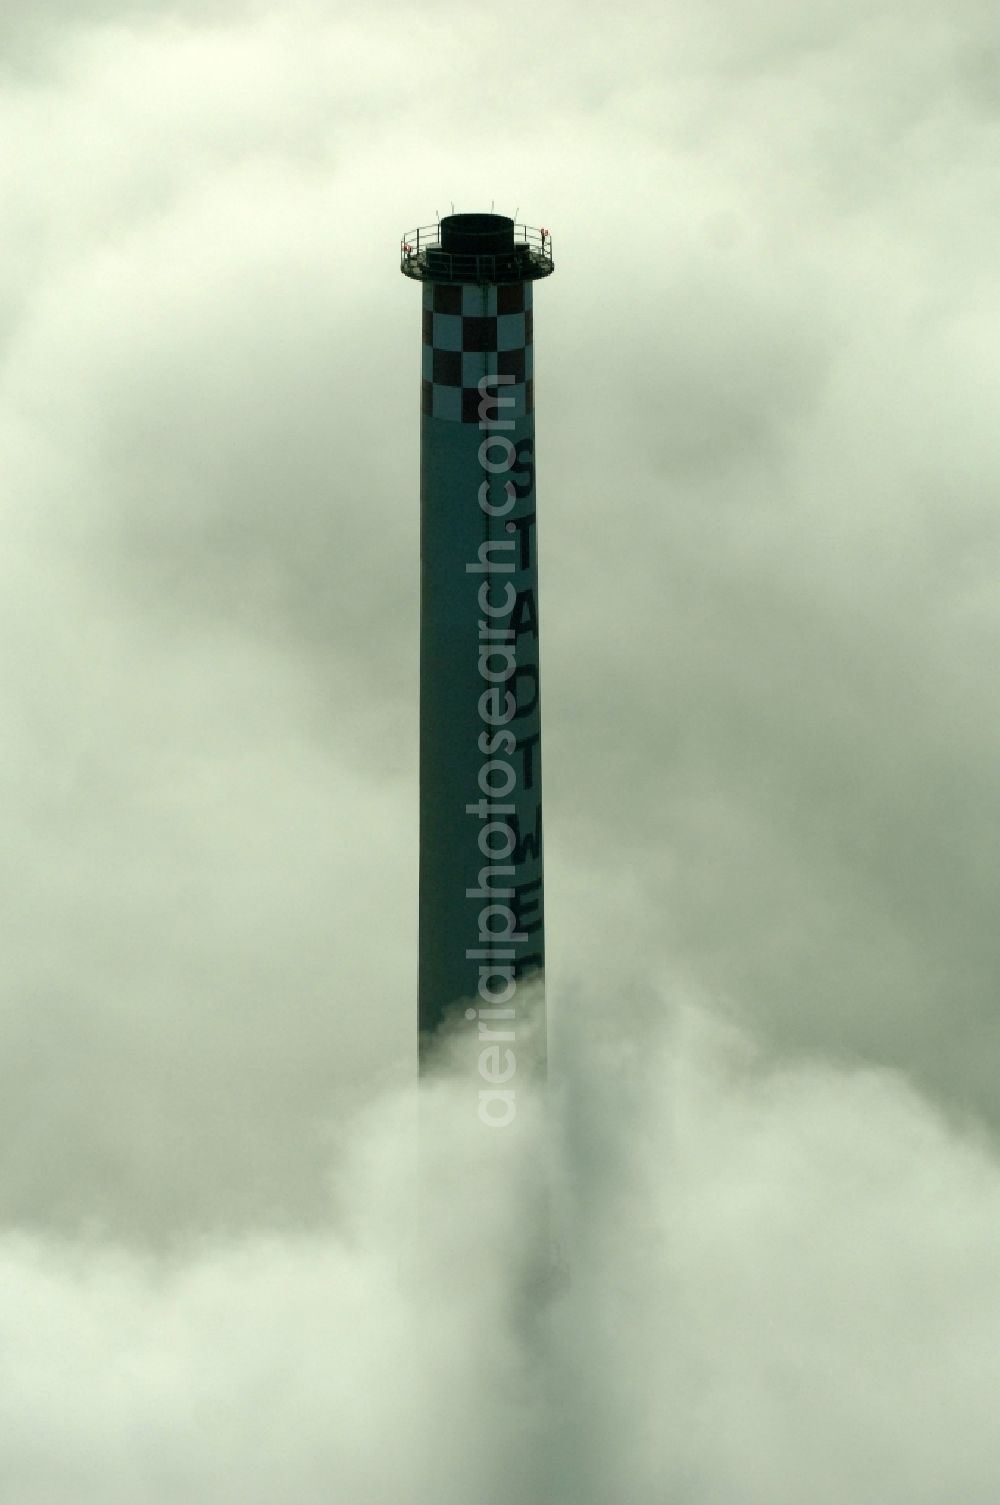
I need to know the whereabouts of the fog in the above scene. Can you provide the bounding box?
[2,0,999,1496]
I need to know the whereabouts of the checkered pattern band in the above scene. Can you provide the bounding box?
[421,281,534,424]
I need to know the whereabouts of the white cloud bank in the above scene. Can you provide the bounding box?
[2,1008,999,1504]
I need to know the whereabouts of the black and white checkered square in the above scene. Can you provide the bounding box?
[421,281,534,424]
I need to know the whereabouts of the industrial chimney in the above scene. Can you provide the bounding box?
[400,212,554,1121]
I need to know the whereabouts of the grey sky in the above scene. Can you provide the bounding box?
[2,0,1000,1498]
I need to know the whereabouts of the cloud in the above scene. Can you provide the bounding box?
[2,0,1000,1493]
[2,1009,1000,1503]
